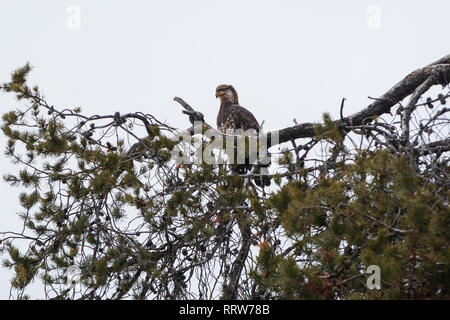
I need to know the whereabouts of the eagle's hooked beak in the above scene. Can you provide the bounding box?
[215,91,225,98]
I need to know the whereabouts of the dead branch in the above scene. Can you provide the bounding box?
[176,54,450,149]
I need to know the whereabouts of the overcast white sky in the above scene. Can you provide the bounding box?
[0,0,448,299]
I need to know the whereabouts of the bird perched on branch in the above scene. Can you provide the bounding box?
[215,84,271,187]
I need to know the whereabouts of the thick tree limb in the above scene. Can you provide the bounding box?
[415,137,450,156]
[272,61,450,146]
[175,54,450,149]
[224,222,251,300]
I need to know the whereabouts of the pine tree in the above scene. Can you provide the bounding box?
[0,56,449,299]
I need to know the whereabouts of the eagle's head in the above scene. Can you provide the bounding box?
[215,84,239,104]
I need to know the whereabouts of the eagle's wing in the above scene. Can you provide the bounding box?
[231,104,260,132]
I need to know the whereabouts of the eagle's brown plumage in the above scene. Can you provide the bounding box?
[215,84,270,187]
[216,84,260,133]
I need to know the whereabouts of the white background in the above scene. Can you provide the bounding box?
[0,0,448,299]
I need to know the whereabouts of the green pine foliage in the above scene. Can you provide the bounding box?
[257,150,449,299]
[0,64,448,299]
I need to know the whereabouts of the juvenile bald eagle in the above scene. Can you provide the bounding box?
[216,84,260,133]
[215,84,270,187]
